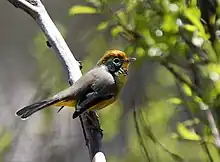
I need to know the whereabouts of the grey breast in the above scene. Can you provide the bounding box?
[89,65,117,95]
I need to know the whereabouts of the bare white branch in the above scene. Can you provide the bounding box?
[92,152,106,162]
[7,0,106,161]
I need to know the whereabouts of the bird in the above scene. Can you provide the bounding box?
[15,50,136,120]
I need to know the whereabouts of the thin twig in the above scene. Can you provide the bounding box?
[188,47,220,150]
[139,109,184,162]
[200,140,214,162]
[176,82,214,162]
[161,61,201,96]
[132,101,151,161]
[205,109,220,148]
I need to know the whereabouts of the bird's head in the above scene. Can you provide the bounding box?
[97,50,136,76]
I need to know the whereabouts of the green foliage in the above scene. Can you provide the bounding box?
[71,0,220,161]
[177,122,201,141]
[14,0,220,161]
[97,21,109,30]
[99,101,122,141]
[0,128,12,157]
[20,0,217,161]
[69,5,98,15]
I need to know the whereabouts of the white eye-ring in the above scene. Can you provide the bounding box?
[113,58,121,66]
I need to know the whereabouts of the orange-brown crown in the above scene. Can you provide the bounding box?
[97,50,129,65]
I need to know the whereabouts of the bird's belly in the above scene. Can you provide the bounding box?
[88,97,116,111]
[53,97,116,111]
[53,100,76,108]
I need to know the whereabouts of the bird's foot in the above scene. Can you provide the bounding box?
[57,106,64,113]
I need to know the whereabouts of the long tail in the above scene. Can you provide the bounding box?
[16,98,60,120]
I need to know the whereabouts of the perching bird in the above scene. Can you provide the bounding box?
[16,50,136,120]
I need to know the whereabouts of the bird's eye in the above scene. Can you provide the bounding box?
[113,58,121,66]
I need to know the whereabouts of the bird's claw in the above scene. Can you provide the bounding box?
[57,106,64,113]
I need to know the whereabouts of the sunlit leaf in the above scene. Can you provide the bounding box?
[97,21,109,30]
[184,24,198,32]
[189,0,197,7]
[111,25,124,37]
[183,7,209,40]
[116,10,128,25]
[182,84,192,96]
[69,5,98,15]
[177,123,201,141]
[162,14,178,33]
[167,97,182,105]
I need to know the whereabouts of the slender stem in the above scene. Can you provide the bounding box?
[132,101,151,161]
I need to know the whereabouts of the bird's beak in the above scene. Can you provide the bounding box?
[128,57,136,62]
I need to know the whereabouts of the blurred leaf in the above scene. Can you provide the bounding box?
[182,83,192,96]
[124,45,135,56]
[0,131,12,153]
[177,123,201,141]
[184,24,198,32]
[167,97,182,105]
[69,5,98,15]
[136,47,145,57]
[100,102,121,141]
[126,0,138,12]
[97,21,109,30]
[162,14,178,33]
[111,25,124,37]
[214,39,220,60]
[202,40,217,61]
[86,0,102,7]
[189,0,197,7]
[116,10,128,25]
[182,118,200,127]
[183,7,209,40]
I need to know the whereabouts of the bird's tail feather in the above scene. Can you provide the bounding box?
[16,98,60,120]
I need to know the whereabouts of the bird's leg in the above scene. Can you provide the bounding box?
[73,92,113,137]
[57,106,64,113]
[72,92,99,119]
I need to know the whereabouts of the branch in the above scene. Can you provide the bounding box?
[176,82,214,162]
[161,61,201,96]
[162,61,220,149]
[132,101,151,161]
[205,108,220,149]
[7,0,105,161]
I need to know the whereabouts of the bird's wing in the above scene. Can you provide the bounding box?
[71,66,117,118]
[53,66,116,106]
